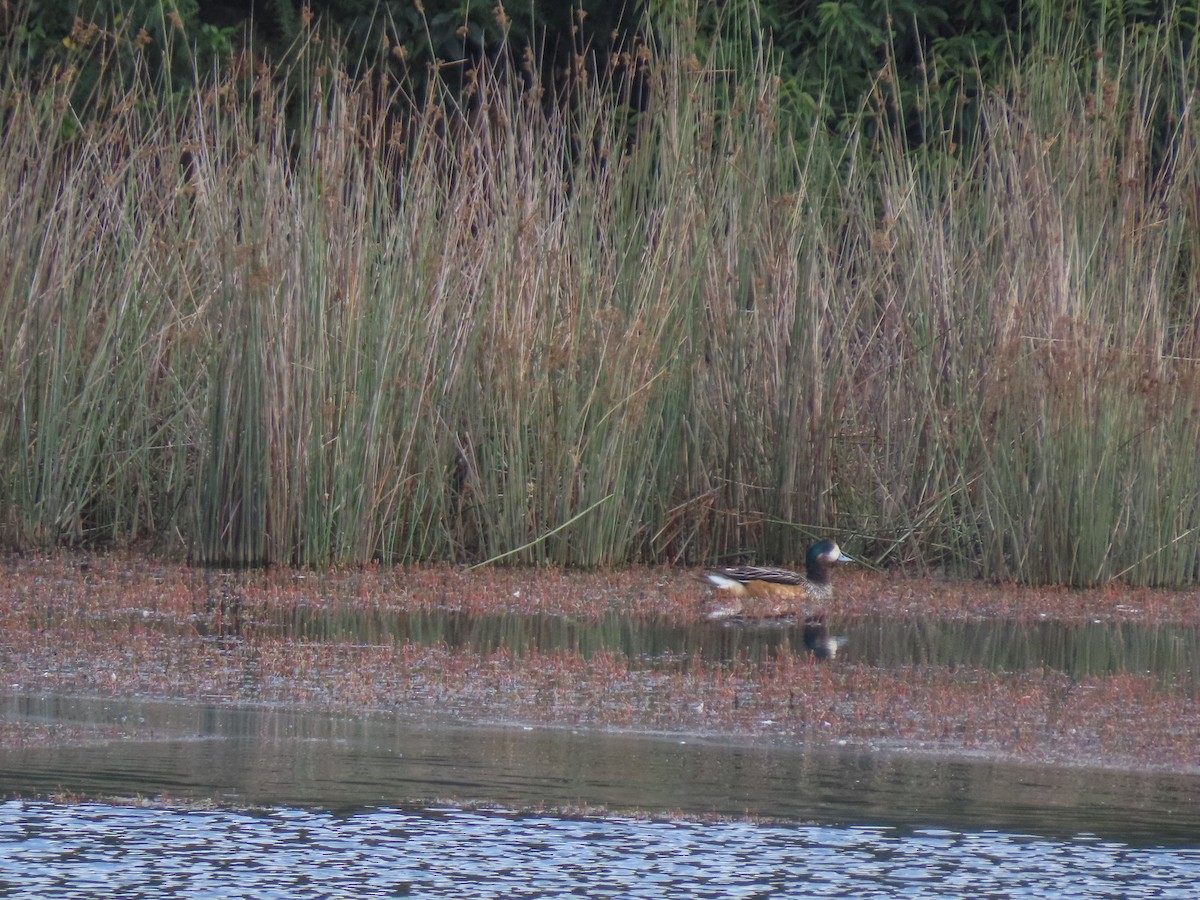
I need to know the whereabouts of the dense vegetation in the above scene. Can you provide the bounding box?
[11,1,1192,128]
[3,2,1200,585]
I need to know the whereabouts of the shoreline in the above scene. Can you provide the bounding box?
[1,553,1198,776]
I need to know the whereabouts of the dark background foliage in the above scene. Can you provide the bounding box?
[6,0,1195,127]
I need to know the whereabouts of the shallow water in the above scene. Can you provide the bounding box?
[10,596,1200,896]
[239,608,1200,682]
[2,695,1199,897]
[1,695,1199,838]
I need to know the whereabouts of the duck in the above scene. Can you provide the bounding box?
[702,539,854,620]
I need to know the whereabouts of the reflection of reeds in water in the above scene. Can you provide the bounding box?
[849,617,1200,684]
[247,608,1200,684]
[3,15,1200,584]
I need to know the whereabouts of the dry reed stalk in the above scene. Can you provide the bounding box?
[1,10,1199,583]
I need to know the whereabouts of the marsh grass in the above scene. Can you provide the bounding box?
[2,10,1200,584]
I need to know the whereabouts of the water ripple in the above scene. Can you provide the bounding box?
[1,801,1198,899]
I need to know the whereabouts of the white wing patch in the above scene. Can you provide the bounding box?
[704,572,745,592]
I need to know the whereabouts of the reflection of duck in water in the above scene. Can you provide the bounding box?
[802,615,848,660]
[701,539,853,620]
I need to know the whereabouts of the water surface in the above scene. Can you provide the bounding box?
[1,695,1197,841]
[11,593,1200,896]
[3,695,1199,897]
[234,609,1200,683]
[4,800,1199,899]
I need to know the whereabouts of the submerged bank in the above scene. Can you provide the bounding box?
[1,553,1198,774]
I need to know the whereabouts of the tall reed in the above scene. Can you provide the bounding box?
[2,10,1199,584]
